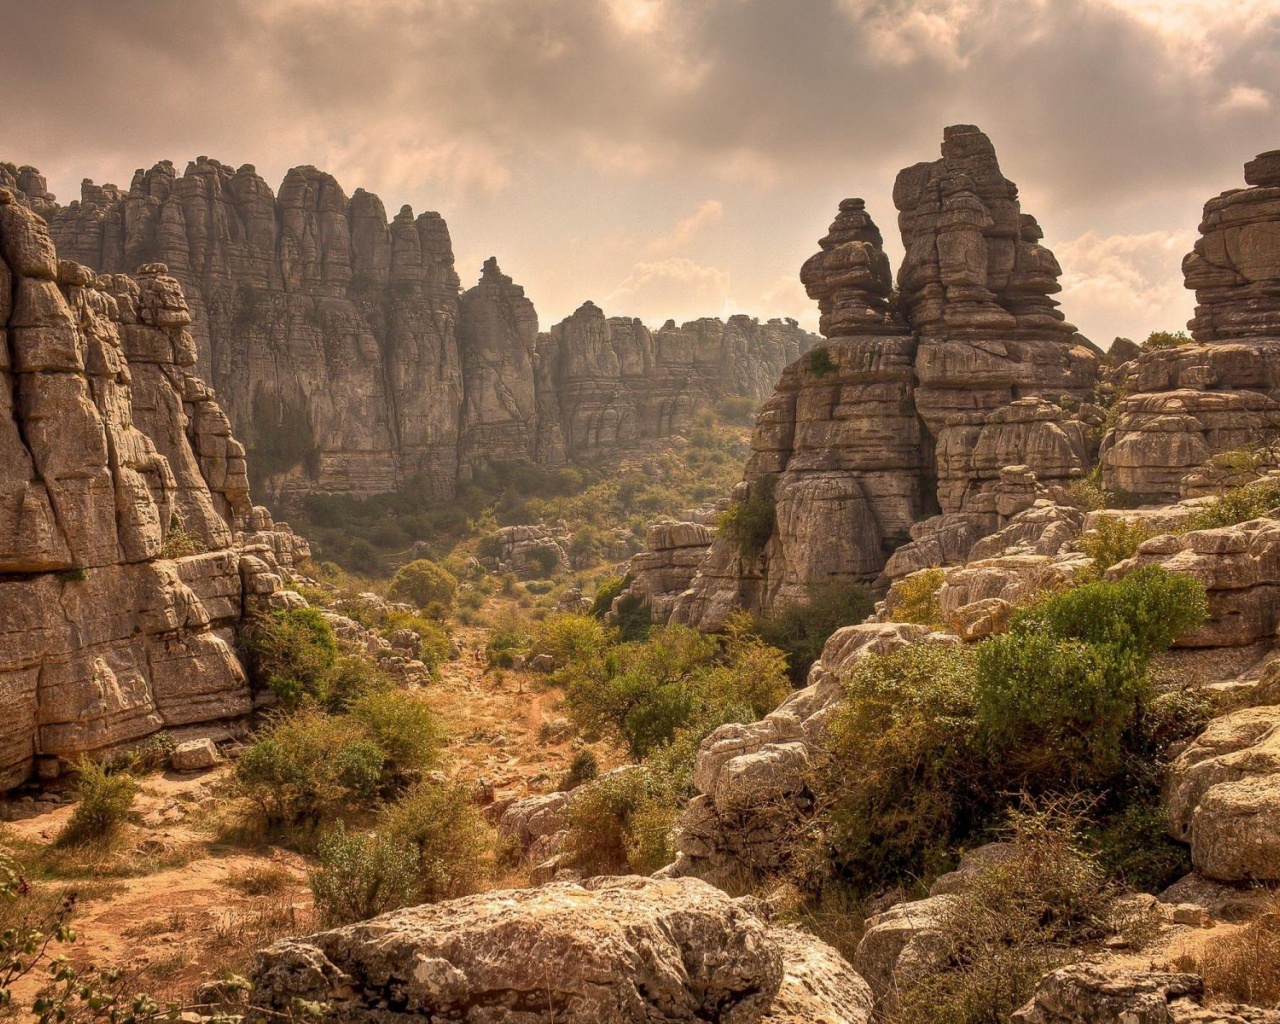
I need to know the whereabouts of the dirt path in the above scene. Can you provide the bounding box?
[0,616,612,1011]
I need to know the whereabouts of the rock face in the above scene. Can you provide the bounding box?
[0,186,305,787]
[1102,152,1280,502]
[2,160,819,503]
[666,126,1098,629]
[1166,705,1280,882]
[250,876,873,1024]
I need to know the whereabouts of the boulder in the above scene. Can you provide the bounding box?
[170,737,219,771]
[251,876,872,1024]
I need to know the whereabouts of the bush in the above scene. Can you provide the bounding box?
[824,643,985,889]
[894,803,1120,1024]
[1079,516,1155,570]
[560,624,788,761]
[715,395,758,425]
[1087,798,1191,893]
[57,759,138,846]
[560,769,680,876]
[1143,330,1192,349]
[807,347,837,376]
[718,475,776,562]
[310,821,422,927]
[235,710,387,829]
[485,610,534,667]
[534,613,614,670]
[527,544,562,578]
[1185,475,1280,531]
[347,689,442,786]
[751,579,876,684]
[388,559,458,610]
[378,782,492,902]
[613,593,653,642]
[887,567,947,628]
[242,607,338,708]
[560,750,599,790]
[589,574,629,618]
[975,567,1208,791]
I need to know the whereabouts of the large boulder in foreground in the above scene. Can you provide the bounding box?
[251,876,872,1024]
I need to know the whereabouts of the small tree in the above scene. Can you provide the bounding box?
[388,559,458,610]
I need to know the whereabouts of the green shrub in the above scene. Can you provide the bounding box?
[613,593,653,642]
[388,559,458,610]
[235,710,386,829]
[1143,330,1192,349]
[485,610,534,667]
[320,655,395,712]
[807,347,837,376]
[310,821,422,927]
[560,750,599,791]
[378,782,492,902]
[57,759,139,846]
[161,514,207,558]
[1088,798,1191,893]
[561,769,680,875]
[751,579,877,683]
[718,475,776,562]
[715,394,758,425]
[888,567,947,627]
[589,574,629,618]
[1185,476,1280,531]
[347,689,442,786]
[527,544,562,578]
[534,613,614,670]
[824,643,984,889]
[242,607,338,709]
[975,567,1208,791]
[1079,516,1156,570]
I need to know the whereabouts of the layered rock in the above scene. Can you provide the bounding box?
[0,188,304,787]
[615,507,722,621]
[1102,151,1280,501]
[2,159,819,503]
[670,200,925,628]
[663,126,1099,629]
[457,258,539,472]
[536,302,818,462]
[250,876,874,1024]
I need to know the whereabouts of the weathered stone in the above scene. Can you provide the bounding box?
[170,737,219,771]
[250,876,871,1023]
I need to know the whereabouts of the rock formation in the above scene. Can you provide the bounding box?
[662,126,1099,628]
[1102,151,1280,501]
[1,160,819,504]
[250,876,875,1024]
[0,186,305,787]
[669,200,925,628]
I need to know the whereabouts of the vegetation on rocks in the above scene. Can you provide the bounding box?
[718,474,777,562]
[749,579,876,683]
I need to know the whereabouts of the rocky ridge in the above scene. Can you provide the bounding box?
[0,185,307,787]
[2,160,819,504]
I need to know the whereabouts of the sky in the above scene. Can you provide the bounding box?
[2,0,1278,344]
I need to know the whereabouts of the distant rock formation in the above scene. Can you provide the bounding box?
[0,187,306,787]
[1,159,819,503]
[664,126,1100,629]
[1102,150,1280,501]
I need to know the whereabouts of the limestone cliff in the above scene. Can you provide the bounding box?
[0,187,305,787]
[1,160,819,502]
[1102,150,1280,501]
[667,126,1102,629]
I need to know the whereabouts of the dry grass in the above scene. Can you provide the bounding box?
[222,862,296,896]
[1176,894,1280,1008]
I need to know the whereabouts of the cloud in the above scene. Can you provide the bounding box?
[607,258,733,322]
[645,199,724,255]
[1056,229,1198,343]
[1,0,1276,337]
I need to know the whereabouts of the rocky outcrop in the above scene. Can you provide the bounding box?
[1102,151,1280,502]
[1166,705,1280,882]
[666,126,1098,629]
[670,199,925,628]
[250,876,873,1024]
[670,623,939,878]
[897,124,1099,513]
[1012,964,1280,1024]
[2,160,818,504]
[0,187,305,787]
[615,506,723,620]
